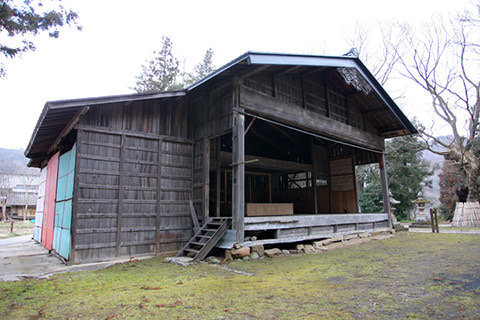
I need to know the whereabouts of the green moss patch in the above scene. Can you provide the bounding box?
[0,233,479,319]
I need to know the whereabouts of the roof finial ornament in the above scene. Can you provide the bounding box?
[343,47,359,58]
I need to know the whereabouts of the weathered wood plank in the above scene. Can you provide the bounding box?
[239,86,384,150]
[220,152,311,172]
[379,153,392,228]
[244,213,389,230]
[232,97,245,243]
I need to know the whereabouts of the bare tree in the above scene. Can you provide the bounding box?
[0,174,10,221]
[391,4,480,201]
[348,22,403,87]
[22,175,36,221]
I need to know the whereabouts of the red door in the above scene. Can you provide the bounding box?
[42,152,59,250]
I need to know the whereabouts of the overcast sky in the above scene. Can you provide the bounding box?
[0,0,472,150]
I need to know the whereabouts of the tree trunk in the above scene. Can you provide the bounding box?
[1,202,5,221]
[466,165,480,202]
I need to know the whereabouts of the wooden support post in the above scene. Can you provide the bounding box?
[215,138,221,217]
[430,208,439,233]
[310,137,319,214]
[430,209,435,233]
[202,137,210,222]
[70,129,82,264]
[155,139,163,255]
[378,153,392,229]
[232,94,245,244]
[116,134,126,257]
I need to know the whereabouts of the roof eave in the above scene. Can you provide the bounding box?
[24,90,186,161]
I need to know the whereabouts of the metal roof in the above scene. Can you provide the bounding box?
[187,51,417,136]
[25,91,185,165]
[25,51,417,167]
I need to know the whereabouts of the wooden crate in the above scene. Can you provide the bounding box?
[246,203,294,217]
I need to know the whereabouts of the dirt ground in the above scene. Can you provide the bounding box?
[0,232,479,319]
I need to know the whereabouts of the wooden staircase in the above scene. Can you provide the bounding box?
[177,217,232,261]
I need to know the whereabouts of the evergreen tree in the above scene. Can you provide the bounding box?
[358,122,432,220]
[385,133,432,219]
[134,36,181,93]
[0,0,81,78]
[358,164,383,213]
[184,48,215,86]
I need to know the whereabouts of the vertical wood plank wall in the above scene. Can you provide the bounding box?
[33,167,47,242]
[192,138,209,224]
[72,99,193,263]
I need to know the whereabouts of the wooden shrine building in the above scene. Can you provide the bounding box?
[25,52,416,264]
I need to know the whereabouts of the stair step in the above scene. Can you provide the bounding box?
[207,222,224,226]
[176,217,232,261]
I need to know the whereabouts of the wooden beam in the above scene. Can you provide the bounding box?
[239,86,385,151]
[244,213,389,230]
[48,107,89,155]
[276,65,302,78]
[189,200,200,229]
[69,130,83,264]
[244,117,256,135]
[220,151,311,172]
[240,65,271,80]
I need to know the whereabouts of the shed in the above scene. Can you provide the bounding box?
[25,52,416,264]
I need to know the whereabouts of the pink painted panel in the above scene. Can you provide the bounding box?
[42,152,59,250]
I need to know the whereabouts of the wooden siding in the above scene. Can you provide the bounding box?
[240,85,384,151]
[74,128,193,263]
[80,99,189,139]
[240,71,384,151]
[192,138,209,224]
[72,99,193,263]
[191,84,233,139]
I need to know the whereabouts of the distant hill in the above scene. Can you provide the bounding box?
[420,135,455,207]
[0,148,40,175]
[422,150,444,206]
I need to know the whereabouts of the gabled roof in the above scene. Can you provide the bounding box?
[187,51,417,137]
[25,52,416,167]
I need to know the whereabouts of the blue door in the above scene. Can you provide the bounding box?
[54,144,76,260]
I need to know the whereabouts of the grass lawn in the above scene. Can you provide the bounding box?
[0,232,479,319]
[0,221,34,239]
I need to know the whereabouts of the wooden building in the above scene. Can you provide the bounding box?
[25,52,416,264]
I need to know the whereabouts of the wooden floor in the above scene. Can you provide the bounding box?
[218,213,390,248]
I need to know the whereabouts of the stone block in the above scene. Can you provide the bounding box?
[304,244,316,253]
[264,248,282,257]
[251,244,264,257]
[231,247,250,259]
